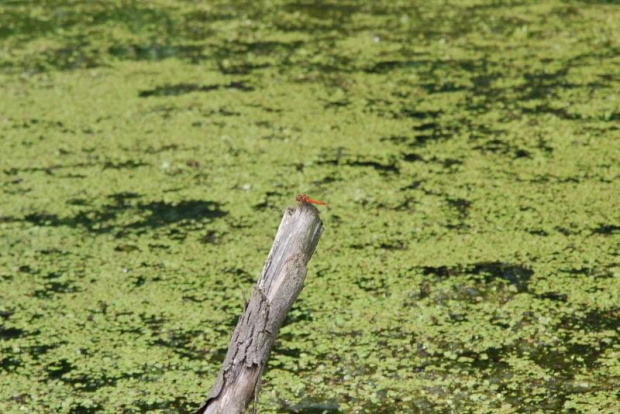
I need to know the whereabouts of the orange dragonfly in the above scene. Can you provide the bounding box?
[262,181,341,218]
[295,193,327,206]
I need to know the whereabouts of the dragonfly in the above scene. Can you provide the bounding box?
[295,193,327,206]
[258,185,337,222]
[259,173,346,220]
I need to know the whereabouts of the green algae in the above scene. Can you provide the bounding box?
[1,0,619,413]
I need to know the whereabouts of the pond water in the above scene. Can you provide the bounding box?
[0,1,618,413]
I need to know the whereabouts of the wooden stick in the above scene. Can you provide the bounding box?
[195,203,324,414]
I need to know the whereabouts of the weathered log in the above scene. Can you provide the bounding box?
[195,203,324,414]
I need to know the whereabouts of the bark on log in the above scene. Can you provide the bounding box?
[195,203,324,414]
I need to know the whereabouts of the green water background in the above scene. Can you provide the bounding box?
[0,0,618,412]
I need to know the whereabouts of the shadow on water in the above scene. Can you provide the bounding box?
[139,81,254,97]
[282,398,341,414]
[422,261,533,293]
[108,44,205,62]
[593,224,620,235]
[0,326,24,340]
[18,192,227,236]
